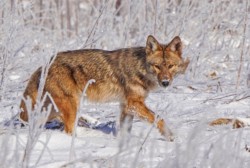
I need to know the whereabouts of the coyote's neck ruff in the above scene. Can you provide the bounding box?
[20,35,189,141]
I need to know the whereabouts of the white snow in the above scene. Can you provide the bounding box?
[1,0,250,168]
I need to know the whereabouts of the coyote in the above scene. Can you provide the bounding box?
[19,35,189,141]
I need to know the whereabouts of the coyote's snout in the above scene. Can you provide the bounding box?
[19,35,189,141]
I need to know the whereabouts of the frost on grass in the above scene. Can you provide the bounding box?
[0,0,250,168]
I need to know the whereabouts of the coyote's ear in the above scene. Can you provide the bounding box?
[168,36,182,55]
[146,35,160,54]
[179,58,190,74]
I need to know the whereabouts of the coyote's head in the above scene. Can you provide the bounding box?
[146,35,189,87]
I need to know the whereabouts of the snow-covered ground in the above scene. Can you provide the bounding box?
[1,0,250,167]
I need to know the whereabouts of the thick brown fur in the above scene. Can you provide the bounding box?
[19,35,190,141]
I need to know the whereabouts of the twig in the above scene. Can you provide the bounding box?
[204,91,250,104]
[236,0,248,90]
[225,95,250,104]
[203,93,237,103]
[153,0,158,35]
[82,0,108,49]
[69,79,95,162]
[217,81,222,92]
[34,134,53,167]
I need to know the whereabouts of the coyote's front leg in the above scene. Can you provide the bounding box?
[121,96,174,141]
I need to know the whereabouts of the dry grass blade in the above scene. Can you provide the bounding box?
[236,0,248,90]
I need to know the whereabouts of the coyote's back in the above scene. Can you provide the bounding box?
[20,35,189,140]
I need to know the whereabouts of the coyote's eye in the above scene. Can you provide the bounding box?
[154,65,161,70]
[168,64,174,69]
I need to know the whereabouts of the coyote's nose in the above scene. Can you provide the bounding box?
[161,80,169,87]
